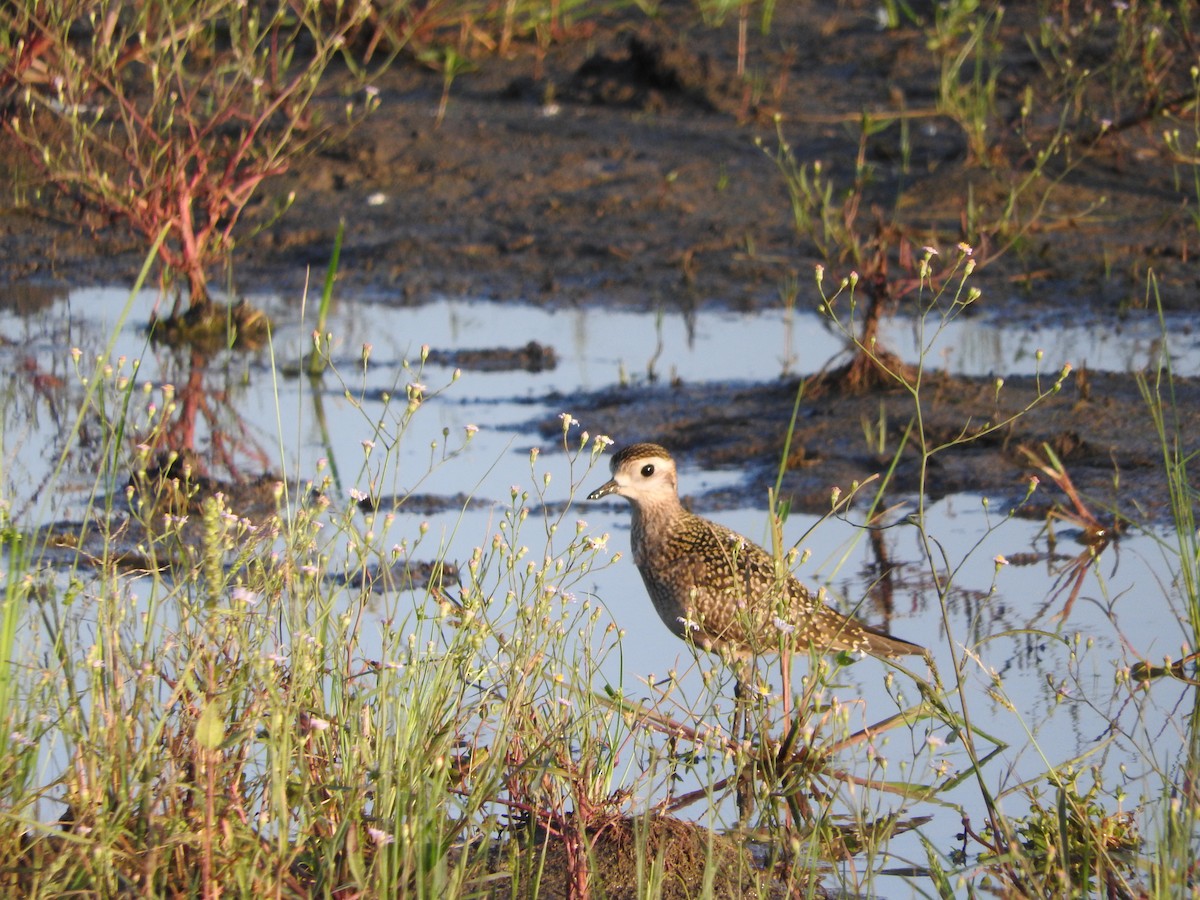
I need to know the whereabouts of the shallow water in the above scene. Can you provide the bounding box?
[1,285,1194,892]
[7,286,1193,505]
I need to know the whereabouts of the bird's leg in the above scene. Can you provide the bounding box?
[732,674,745,748]
[776,647,797,831]
[780,646,792,720]
[733,666,754,825]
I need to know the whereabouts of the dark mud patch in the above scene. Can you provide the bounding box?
[331,558,459,595]
[558,32,733,112]
[5,2,1198,316]
[427,340,558,372]
[32,457,287,573]
[555,368,1200,523]
[40,459,466,592]
[355,491,493,515]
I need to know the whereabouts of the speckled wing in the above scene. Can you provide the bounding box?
[647,513,922,658]
[649,514,805,655]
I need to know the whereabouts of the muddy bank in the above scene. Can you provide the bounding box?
[552,367,1199,523]
[3,1,1197,316]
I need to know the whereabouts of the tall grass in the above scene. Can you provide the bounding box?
[1135,276,1200,899]
[809,249,1183,896]
[0,280,796,895]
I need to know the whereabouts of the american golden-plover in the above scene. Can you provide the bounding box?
[588,443,925,661]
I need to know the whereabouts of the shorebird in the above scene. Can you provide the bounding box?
[587,443,925,663]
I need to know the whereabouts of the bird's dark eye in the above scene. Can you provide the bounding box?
[640,464,655,477]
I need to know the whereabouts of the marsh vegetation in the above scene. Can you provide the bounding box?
[1,0,1199,896]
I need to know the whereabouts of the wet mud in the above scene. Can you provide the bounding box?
[555,368,1200,522]
[427,340,559,372]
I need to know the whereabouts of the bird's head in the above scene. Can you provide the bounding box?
[587,443,678,506]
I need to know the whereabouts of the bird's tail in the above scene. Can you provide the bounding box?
[857,621,927,658]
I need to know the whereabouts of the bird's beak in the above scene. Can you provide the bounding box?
[587,478,619,501]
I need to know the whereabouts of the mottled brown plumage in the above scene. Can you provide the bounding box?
[588,443,924,660]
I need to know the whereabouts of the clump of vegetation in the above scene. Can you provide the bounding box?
[1,0,377,339]
[1007,768,1140,896]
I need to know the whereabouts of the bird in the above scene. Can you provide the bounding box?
[587,442,926,662]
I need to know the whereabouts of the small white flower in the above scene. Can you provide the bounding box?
[231,586,260,606]
[677,617,701,632]
[367,827,394,845]
[773,616,796,634]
